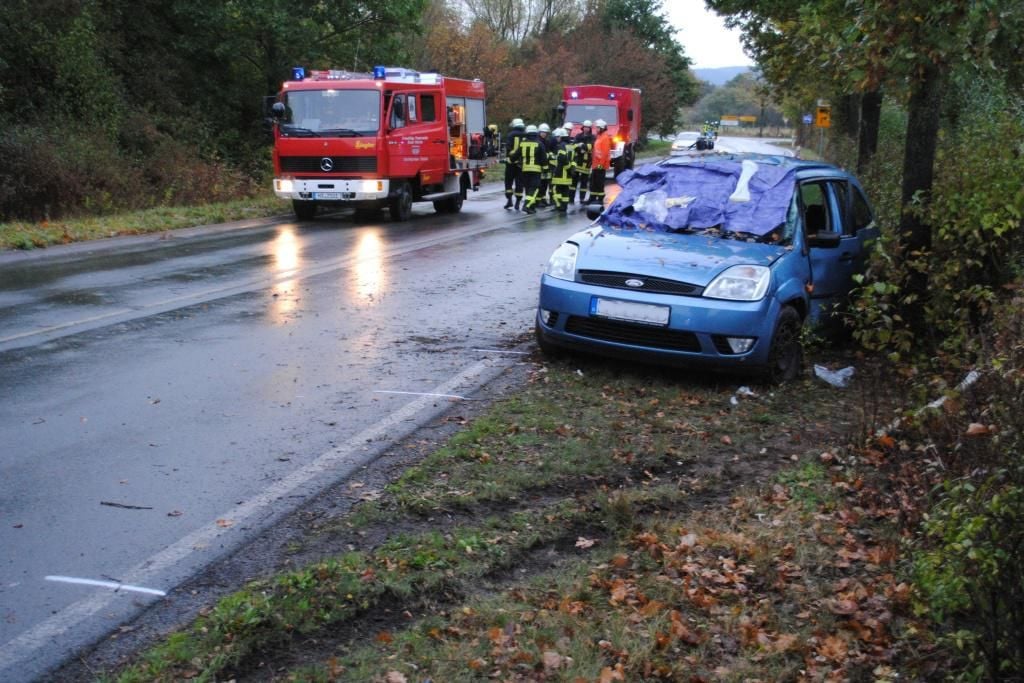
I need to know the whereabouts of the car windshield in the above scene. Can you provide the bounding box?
[280,89,380,137]
[600,157,799,244]
[564,103,618,125]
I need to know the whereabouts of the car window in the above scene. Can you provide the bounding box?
[799,181,834,234]
[851,185,874,231]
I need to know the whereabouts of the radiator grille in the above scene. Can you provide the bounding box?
[578,270,700,296]
[279,156,378,173]
[565,316,700,352]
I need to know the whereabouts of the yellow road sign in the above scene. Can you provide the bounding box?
[815,105,831,128]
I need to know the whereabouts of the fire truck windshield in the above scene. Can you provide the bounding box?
[281,89,381,137]
[564,104,618,126]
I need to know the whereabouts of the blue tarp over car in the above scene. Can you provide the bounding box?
[603,158,797,237]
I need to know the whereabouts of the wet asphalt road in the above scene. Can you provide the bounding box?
[0,189,591,681]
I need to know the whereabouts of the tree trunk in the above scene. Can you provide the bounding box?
[857,90,882,174]
[899,64,944,332]
[837,93,860,140]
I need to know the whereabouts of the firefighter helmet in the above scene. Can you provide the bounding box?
[538,123,550,133]
[583,119,592,127]
[525,124,538,134]
[553,128,567,138]
[512,118,525,128]
[563,121,573,130]
[595,118,607,129]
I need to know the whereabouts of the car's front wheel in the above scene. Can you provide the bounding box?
[763,305,803,384]
[534,321,562,359]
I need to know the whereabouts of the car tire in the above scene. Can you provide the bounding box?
[292,200,317,221]
[534,321,562,359]
[389,182,413,222]
[763,305,803,384]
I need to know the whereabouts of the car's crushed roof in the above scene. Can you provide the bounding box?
[603,155,798,237]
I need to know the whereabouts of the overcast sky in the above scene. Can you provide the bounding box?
[665,0,753,69]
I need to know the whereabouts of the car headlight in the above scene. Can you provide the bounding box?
[545,242,579,281]
[704,265,771,301]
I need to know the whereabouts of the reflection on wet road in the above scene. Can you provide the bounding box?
[0,193,592,681]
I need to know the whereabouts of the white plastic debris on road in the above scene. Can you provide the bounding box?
[814,364,854,388]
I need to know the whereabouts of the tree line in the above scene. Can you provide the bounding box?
[0,0,698,221]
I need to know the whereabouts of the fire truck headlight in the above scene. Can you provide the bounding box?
[276,179,295,193]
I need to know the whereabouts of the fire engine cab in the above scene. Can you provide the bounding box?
[270,66,494,221]
[559,85,642,176]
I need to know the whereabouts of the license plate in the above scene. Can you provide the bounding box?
[591,297,669,326]
[314,192,341,200]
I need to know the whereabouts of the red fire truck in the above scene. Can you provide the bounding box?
[270,66,494,221]
[558,85,642,176]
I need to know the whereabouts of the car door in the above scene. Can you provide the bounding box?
[800,178,862,321]
[386,91,446,184]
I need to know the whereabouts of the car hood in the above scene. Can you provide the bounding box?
[569,227,789,287]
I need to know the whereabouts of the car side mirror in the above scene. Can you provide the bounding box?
[627,109,634,122]
[271,102,285,118]
[807,231,841,248]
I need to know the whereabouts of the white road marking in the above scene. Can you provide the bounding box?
[45,576,167,597]
[0,355,503,676]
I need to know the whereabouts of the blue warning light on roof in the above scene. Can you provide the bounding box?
[292,66,305,81]
[373,65,386,79]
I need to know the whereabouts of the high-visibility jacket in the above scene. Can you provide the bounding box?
[505,130,524,166]
[510,136,547,173]
[573,133,593,173]
[592,131,612,171]
[551,143,573,185]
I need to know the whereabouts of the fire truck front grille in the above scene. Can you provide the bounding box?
[280,156,378,173]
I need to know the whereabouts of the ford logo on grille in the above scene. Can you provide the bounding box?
[624,278,645,288]
[320,157,334,172]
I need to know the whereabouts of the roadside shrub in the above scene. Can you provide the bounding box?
[910,292,1024,680]
[0,118,263,221]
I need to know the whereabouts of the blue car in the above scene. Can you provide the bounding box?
[535,154,878,382]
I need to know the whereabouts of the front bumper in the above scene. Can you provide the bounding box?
[536,274,782,370]
[273,178,391,202]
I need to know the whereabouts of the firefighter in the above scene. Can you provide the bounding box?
[504,118,526,210]
[562,122,577,204]
[507,124,547,214]
[484,123,498,157]
[550,127,574,214]
[572,119,594,204]
[588,118,612,205]
[537,123,552,207]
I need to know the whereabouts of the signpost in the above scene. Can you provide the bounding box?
[814,100,831,157]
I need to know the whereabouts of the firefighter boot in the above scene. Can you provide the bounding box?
[514,197,521,211]
[504,194,513,209]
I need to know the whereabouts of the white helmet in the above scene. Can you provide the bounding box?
[563,121,573,129]
[511,117,525,128]
[583,119,592,127]
[595,118,607,129]
[525,124,538,134]
[538,123,550,133]
[553,128,567,137]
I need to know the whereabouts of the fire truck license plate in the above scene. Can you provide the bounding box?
[314,192,341,200]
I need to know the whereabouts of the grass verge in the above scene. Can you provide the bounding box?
[101,350,942,682]
[0,193,289,251]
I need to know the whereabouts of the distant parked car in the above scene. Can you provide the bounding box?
[670,131,701,154]
[535,153,878,382]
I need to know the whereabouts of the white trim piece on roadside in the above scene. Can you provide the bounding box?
[45,576,167,597]
[472,349,530,355]
[374,390,467,400]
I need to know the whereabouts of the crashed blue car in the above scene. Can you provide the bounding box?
[535,154,878,381]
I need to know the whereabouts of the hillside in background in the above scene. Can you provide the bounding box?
[693,65,751,85]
